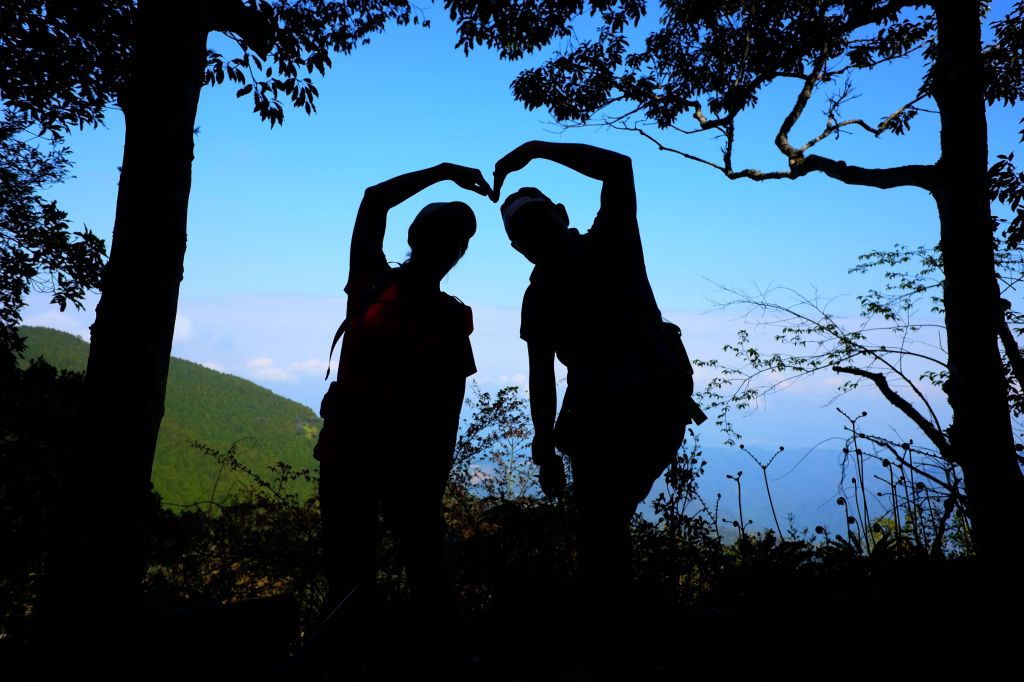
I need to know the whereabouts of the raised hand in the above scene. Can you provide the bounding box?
[442,163,493,198]
[491,141,539,202]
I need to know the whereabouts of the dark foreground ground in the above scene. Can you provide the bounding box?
[6,558,1019,680]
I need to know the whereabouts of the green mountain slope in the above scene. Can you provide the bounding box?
[19,326,321,507]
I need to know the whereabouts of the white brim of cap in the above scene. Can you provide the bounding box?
[501,196,550,228]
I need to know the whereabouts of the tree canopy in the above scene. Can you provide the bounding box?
[1,1,427,132]
[447,1,1024,191]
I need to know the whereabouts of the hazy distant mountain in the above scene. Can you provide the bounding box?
[643,442,856,535]
[19,327,321,508]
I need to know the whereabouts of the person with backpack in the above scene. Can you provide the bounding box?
[492,141,704,667]
[312,162,490,672]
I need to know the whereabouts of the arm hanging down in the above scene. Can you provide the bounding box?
[527,341,566,496]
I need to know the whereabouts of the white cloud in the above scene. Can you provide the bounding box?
[20,306,91,341]
[201,360,225,372]
[246,356,298,383]
[288,358,332,376]
[173,314,195,343]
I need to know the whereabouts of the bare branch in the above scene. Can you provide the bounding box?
[829,43,926,78]
[612,98,937,189]
[860,434,957,492]
[775,55,828,159]
[722,120,736,176]
[801,94,929,152]
[612,122,730,174]
[833,365,950,457]
[726,166,794,181]
[794,154,937,190]
[930,492,957,558]
[765,51,938,190]
[998,315,1024,393]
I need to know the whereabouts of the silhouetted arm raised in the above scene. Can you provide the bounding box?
[491,141,636,214]
[348,163,491,289]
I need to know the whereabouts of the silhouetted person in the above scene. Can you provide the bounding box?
[312,162,490,676]
[493,141,702,671]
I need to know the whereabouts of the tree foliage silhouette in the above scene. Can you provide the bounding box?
[0,113,105,372]
[446,0,1024,560]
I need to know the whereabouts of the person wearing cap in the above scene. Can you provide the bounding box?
[313,162,490,666]
[493,141,700,663]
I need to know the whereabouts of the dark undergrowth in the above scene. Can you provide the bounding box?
[2,381,1016,678]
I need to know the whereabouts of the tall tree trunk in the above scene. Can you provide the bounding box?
[40,0,210,654]
[933,0,1024,560]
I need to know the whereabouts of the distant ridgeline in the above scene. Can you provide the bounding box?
[18,327,321,508]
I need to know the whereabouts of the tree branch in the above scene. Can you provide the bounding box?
[795,154,937,190]
[998,314,1024,393]
[775,55,827,159]
[614,116,937,189]
[207,0,274,58]
[839,0,931,34]
[800,94,929,153]
[930,491,957,558]
[859,434,957,492]
[613,122,730,174]
[833,365,951,458]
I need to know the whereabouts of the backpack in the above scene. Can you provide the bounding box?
[552,317,705,458]
[658,320,706,426]
[321,268,402,382]
[314,268,473,463]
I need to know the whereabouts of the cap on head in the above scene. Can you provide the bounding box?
[499,188,571,265]
[500,188,553,237]
[408,201,477,252]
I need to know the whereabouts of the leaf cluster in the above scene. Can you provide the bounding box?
[0,1,132,137]
[0,113,106,365]
[2,2,426,133]
[208,0,425,127]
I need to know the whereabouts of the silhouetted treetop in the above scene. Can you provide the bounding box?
[447,1,1024,190]
[445,0,644,60]
[206,0,427,126]
[1,1,427,133]
[1,1,130,137]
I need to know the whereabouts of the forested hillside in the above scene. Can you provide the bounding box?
[19,327,321,506]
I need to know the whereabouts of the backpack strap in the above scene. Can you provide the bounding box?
[324,266,403,380]
[324,317,350,380]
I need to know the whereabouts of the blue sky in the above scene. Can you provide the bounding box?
[21,2,1024,523]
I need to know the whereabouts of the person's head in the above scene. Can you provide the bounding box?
[500,188,570,265]
[406,201,476,279]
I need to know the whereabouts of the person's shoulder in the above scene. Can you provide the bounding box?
[437,290,474,336]
[584,203,640,257]
[438,290,470,310]
[590,202,638,232]
[346,260,394,294]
